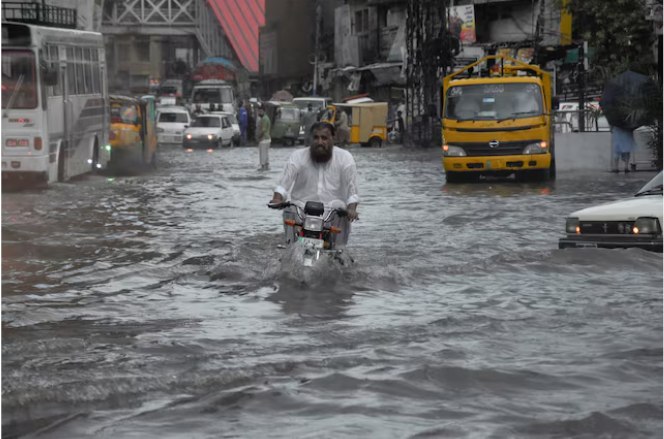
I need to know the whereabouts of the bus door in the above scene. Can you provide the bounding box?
[61,46,73,177]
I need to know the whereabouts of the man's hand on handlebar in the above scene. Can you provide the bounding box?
[269,192,284,205]
[347,203,359,222]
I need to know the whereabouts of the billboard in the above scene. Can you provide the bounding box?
[448,5,476,44]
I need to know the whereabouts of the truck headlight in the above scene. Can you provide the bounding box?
[303,217,324,231]
[443,144,466,157]
[523,141,548,154]
[632,217,661,235]
[566,217,580,234]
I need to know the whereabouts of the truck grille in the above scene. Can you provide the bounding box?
[579,221,635,235]
[456,140,537,157]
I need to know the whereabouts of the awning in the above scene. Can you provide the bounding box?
[361,62,405,86]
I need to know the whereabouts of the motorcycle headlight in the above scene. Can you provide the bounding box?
[566,217,580,234]
[303,217,324,231]
[443,144,466,157]
[632,217,661,235]
[523,141,548,154]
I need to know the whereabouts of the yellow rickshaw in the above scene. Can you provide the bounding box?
[109,95,158,172]
[321,102,388,147]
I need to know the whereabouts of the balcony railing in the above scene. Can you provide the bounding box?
[1,2,77,29]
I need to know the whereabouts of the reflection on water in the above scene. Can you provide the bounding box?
[2,146,662,438]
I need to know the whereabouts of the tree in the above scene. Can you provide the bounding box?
[564,0,656,78]
[565,0,662,169]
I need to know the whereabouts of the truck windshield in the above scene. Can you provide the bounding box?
[193,87,233,104]
[445,83,543,121]
[1,50,38,109]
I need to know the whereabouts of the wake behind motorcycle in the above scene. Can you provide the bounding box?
[268,200,353,267]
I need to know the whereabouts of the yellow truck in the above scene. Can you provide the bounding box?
[442,56,557,182]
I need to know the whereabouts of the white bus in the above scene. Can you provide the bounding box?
[2,22,110,184]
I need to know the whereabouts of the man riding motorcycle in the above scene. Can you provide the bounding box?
[269,122,359,249]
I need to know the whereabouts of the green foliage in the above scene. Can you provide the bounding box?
[564,0,656,78]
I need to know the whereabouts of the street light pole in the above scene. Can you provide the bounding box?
[313,1,322,96]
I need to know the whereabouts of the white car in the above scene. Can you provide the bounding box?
[210,111,241,146]
[182,114,234,149]
[559,171,663,252]
[156,106,191,145]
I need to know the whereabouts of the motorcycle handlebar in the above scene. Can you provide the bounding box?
[267,202,349,218]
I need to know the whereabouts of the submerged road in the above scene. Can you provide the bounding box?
[2,145,662,438]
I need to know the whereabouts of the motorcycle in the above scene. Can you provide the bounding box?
[268,200,353,267]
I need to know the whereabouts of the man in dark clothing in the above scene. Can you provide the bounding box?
[396,110,405,134]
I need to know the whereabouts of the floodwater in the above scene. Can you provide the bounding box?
[2,145,662,438]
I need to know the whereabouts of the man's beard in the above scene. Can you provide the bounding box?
[310,144,333,163]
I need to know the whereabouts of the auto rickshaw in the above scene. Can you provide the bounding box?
[109,95,158,172]
[263,101,301,146]
[321,102,388,147]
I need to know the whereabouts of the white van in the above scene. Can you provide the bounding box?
[190,80,236,115]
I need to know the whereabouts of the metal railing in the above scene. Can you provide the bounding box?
[553,108,611,133]
[1,2,77,29]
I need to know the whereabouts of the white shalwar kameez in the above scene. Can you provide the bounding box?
[274,146,359,248]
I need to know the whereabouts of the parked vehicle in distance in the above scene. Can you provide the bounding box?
[558,171,663,252]
[183,114,234,149]
[156,106,192,145]
[209,110,241,146]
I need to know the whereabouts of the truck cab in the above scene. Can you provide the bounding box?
[442,56,556,183]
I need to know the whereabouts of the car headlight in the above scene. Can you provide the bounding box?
[303,217,324,231]
[156,127,164,133]
[443,144,466,157]
[632,217,661,235]
[523,141,548,154]
[207,134,216,140]
[185,134,192,139]
[566,217,580,234]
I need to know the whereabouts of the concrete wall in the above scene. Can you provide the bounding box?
[555,132,612,171]
[555,131,658,172]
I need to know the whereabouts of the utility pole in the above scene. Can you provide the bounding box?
[577,41,585,132]
[313,0,322,96]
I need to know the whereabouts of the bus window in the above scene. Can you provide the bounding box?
[1,50,38,109]
[66,47,76,95]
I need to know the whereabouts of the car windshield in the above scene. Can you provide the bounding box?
[635,171,663,196]
[191,116,220,128]
[1,50,37,109]
[445,83,544,121]
[192,87,233,104]
[111,104,139,125]
[278,107,300,121]
[159,112,188,123]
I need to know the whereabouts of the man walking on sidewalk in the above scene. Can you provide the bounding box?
[257,104,272,171]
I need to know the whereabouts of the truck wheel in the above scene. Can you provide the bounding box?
[549,159,556,181]
[369,137,382,148]
[445,171,465,183]
[517,169,550,182]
